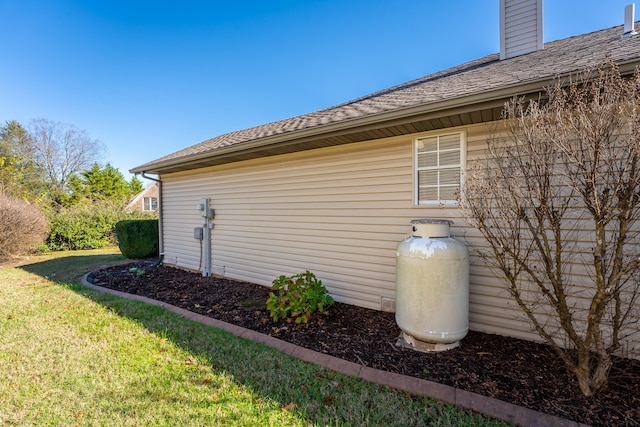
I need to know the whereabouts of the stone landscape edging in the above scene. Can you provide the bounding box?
[80,274,590,427]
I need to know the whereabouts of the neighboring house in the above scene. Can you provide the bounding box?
[126,182,159,213]
[131,1,640,348]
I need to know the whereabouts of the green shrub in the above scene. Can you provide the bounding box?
[47,203,115,250]
[46,200,144,251]
[266,271,334,324]
[115,219,159,259]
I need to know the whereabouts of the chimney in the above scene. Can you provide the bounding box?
[500,0,544,60]
[624,3,637,37]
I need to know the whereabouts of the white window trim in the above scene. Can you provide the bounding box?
[413,130,466,207]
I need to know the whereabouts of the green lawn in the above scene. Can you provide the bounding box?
[0,249,509,426]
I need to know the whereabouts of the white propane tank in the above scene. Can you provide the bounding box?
[395,219,469,352]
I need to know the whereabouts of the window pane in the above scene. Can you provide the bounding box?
[151,198,158,210]
[418,170,438,186]
[439,133,460,150]
[417,152,437,168]
[439,168,460,185]
[439,186,458,201]
[419,186,438,201]
[439,149,460,166]
[416,137,437,153]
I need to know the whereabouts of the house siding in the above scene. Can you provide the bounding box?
[500,0,543,60]
[159,123,551,344]
[131,17,640,356]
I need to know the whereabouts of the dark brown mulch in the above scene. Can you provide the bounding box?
[87,262,640,427]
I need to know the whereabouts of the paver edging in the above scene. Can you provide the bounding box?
[80,274,589,427]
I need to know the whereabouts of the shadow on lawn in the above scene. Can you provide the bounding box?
[18,252,128,283]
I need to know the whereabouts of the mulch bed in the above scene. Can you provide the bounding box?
[87,262,640,426]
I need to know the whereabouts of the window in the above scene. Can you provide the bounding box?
[143,197,158,212]
[415,132,464,206]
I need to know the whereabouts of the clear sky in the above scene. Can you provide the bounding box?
[0,0,636,182]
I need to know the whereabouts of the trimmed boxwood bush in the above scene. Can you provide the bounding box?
[115,219,159,259]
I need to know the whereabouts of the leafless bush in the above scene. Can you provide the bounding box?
[460,60,640,396]
[0,194,48,260]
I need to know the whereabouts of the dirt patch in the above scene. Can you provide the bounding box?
[88,262,640,427]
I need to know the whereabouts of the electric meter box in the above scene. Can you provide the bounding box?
[198,198,209,217]
[193,227,203,240]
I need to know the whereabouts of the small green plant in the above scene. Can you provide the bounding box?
[266,271,334,324]
[127,267,146,276]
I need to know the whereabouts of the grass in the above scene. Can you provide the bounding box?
[0,248,510,426]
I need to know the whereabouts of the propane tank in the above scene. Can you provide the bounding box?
[395,219,469,351]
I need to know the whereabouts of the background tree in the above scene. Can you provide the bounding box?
[28,118,105,199]
[65,163,139,205]
[129,175,144,195]
[1,118,146,255]
[46,163,148,251]
[461,60,640,396]
[0,120,45,201]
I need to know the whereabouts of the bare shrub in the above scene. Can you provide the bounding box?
[0,194,48,260]
[460,60,640,396]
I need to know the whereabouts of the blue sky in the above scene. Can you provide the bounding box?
[0,0,636,182]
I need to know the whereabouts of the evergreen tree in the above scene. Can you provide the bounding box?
[65,163,139,206]
[0,120,45,201]
[129,175,144,194]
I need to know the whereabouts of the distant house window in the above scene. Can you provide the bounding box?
[143,197,158,211]
[415,132,465,206]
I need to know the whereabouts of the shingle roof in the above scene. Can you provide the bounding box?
[132,22,640,174]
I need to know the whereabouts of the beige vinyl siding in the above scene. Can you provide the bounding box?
[461,125,547,342]
[463,125,604,344]
[464,124,640,353]
[162,135,417,311]
[158,122,639,352]
[500,0,543,60]
[159,123,539,342]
